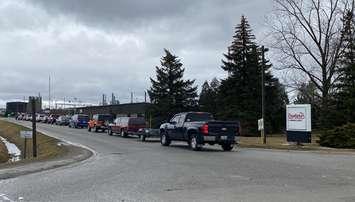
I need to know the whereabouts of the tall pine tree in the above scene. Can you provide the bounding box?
[148,49,198,126]
[218,16,288,135]
[337,8,355,124]
[199,78,220,115]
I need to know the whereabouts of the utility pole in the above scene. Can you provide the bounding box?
[131,92,133,103]
[144,91,147,103]
[48,75,51,110]
[261,46,266,144]
[31,97,37,157]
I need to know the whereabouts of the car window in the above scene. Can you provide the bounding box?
[78,115,89,121]
[185,113,214,122]
[129,117,145,125]
[171,115,180,124]
[177,114,185,126]
[114,118,119,124]
[98,115,113,122]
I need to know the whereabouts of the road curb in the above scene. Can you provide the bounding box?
[0,119,95,180]
[239,145,355,155]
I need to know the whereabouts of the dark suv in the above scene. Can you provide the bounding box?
[69,114,89,128]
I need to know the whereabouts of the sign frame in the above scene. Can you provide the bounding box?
[286,104,312,144]
[20,130,33,139]
[258,118,264,131]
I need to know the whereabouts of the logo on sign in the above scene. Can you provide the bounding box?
[288,112,305,121]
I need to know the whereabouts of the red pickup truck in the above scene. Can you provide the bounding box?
[107,117,146,137]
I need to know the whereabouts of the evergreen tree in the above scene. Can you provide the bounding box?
[218,16,288,135]
[148,49,198,126]
[294,82,321,128]
[199,78,220,115]
[337,8,355,123]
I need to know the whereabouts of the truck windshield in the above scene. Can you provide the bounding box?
[185,113,214,122]
[78,115,89,121]
[98,115,113,122]
[128,117,145,125]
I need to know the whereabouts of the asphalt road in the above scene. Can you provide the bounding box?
[1,120,355,202]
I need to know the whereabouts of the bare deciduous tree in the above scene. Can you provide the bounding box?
[271,0,354,125]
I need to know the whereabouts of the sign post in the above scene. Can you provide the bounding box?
[30,97,37,158]
[286,104,312,145]
[20,130,32,159]
[258,118,264,143]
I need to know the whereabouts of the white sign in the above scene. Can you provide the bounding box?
[20,130,33,138]
[286,104,311,132]
[258,118,264,131]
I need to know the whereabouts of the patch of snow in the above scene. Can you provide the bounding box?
[0,136,21,162]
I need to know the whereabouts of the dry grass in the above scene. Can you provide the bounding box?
[239,134,321,150]
[0,120,68,163]
[0,141,8,163]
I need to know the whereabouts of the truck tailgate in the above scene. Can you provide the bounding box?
[207,121,239,136]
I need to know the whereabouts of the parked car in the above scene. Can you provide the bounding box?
[107,117,146,137]
[36,114,44,122]
[41,115,49,123]
[159,112,240,151]
[25,114,32,121]
[16,113,25,120]
[88,114,113,132]
[136,128,160,141]
[69,114,89,128]
[48,114,59,124]
[56,115,70,126]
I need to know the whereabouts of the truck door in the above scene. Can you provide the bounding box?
[167,115,179,138]
[175,114,186,140]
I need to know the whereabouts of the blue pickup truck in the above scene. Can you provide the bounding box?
[159,112,240,151]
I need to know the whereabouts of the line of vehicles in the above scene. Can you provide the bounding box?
[15,112,240,151]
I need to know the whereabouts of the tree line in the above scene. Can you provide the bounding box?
[148,0,355,143]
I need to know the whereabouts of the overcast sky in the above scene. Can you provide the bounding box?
[0,0,274,108]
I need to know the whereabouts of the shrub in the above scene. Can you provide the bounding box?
[319,123,355,148]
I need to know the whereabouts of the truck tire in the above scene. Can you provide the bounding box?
[160,132,171,146]
[107,128,113,136]
[221,143,233,151]
[140,134,146,142]
[190,135,202,151]
[121,130,127,137]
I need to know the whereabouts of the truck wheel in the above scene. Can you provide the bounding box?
[107,128,113,136]
[221,143,233,151]
[190,136,202,151]
[140,135,146,142]
[121,130,127,137]
[160,133,171,146]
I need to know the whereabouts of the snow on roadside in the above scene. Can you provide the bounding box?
[0,136,21,162]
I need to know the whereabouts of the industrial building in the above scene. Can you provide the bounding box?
[5,102,28,115]
[50,102,151,118]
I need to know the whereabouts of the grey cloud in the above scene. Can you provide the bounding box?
[0,0,274,107]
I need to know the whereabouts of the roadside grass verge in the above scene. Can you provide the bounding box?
[0,120,68,164]
[0,141,8,163]
[239,134,324,151]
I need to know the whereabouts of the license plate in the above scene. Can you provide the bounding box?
[220,136,228,140]
[204,136,215,141]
